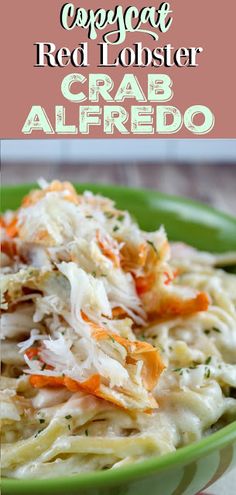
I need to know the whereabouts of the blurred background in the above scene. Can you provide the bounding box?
[1,139,236,215]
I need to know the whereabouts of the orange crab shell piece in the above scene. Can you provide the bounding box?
[29,374,101,394]
[21,181,80,208]
[148,291,209,320]
[92,328,165,392]
[81,311,165,392]
[96,230,120,268]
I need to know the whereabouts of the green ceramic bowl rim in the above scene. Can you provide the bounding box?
[1,183,236,492]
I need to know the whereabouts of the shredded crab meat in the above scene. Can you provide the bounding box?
[0,180,212,414]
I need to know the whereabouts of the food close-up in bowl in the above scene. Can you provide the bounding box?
[1,180,236,495]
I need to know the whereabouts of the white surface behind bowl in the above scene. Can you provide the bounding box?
[209,467,236,494]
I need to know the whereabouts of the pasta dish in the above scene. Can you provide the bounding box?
[1,180,236,479]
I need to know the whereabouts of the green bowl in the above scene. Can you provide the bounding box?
[1,183,236,495]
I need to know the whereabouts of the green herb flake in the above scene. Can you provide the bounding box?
[85,215,93,219]
[39,418,45,424]
[68,424,71,431]
[109,336,116,344]
[117,214,125,222]
[113,225,119,232]
[189,361,199,369]
[147,240,158,254]
[204,329,211,335]
[205,356,212,365]
[35,429,44,438]
[104,211,114,219]
[65,415,72,420]
[85,429,89,436]
[212,327,221,333]
[204,368,211,379]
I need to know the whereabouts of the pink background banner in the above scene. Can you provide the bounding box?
[1,0,236,138]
